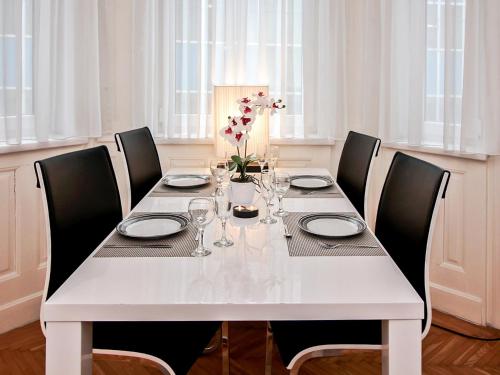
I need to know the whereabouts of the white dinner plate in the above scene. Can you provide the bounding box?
[298,214,366,238]
[290,175,334,189]
[117,214,189,239]
[163,174,210,188]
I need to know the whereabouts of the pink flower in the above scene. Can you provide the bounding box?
[237,97,252,105]
[220,94,285,149]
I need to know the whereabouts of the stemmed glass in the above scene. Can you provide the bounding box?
[260,170,277,224]
[210,159,228,195]
[214,189,233,247]
[188,198,215,257]
[273,172,290,217]
[257,153,268,175]
[268,146,280,170]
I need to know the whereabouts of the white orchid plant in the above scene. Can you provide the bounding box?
[219,92,285,182]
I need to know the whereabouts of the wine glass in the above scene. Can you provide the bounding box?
[188,198,215,257]
[214,189,233,247]
[210,159,228,194]
[257,153,268,174]
[260,170,277,224]
[268,146,280,170]
[273,172,290,217]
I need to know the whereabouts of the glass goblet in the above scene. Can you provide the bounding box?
[214,189,233,247]
[260,170,277,224]
[268,146,280,170]
[273,172,290,217]
[188,198,215,257]
[257,153,269,176]
[210,159,228,194]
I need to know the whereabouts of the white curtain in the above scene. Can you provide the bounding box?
[347,0,464,150]
[461,0,500,155]
[379,0,426,145]
[302,0,346,140]
[0,0,101,144]
[132,0,329,140]
[0,0,33,144]
[33,0,102,141]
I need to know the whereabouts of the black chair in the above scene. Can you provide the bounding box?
[269,152,450,374]
[35,146,220,375]
[336,131,381,219]
[115,127,163,210]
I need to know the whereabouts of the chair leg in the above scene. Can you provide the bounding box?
[265,322,273,375]
[222,321,230,375]
[203,326,222,354]
[288,349,343,375]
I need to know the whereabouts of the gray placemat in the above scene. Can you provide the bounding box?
[149,177,214,197]
[286,180,343,198]
[94,212,197,258]
[283,212,386,257]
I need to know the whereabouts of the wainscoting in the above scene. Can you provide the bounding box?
[0,139,498,334]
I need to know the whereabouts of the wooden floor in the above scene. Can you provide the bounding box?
[1,310,500,374]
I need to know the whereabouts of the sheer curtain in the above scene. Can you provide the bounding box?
[0,0,33,144]
[34,0,101,141]
[1,0,101,144]
[379,0,427,145]
[350,0,461,149]
[461,0,500,155]
[302,0,346,140]
[132,0,329,140]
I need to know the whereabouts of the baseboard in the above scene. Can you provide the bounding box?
[430,283,484,325]
[0,291,42,334]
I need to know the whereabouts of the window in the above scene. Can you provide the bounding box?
[161,0,303,139]
[0,0,34,144]
[424,0,466,148]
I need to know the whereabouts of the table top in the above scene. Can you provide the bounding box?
[44,168,423,322]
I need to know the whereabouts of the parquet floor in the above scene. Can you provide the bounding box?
[1,310,499,374]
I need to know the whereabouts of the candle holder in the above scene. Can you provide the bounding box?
[233,205,259,219]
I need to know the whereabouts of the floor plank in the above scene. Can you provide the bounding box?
[0,310,499,374]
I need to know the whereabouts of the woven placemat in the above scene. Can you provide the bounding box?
[286,180,343,198]
[283,212,386,257]
[149,177,214,197]
[94,212,197,258]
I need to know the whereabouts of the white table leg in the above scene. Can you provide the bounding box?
[46,321,93,375]
[382,319,421,375]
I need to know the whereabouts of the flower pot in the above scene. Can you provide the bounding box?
[230,180,256,205]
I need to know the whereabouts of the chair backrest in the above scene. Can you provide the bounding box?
[35,146,122,325]
[115,127,162,210]
[336,131,381,219]
[375,152,450,338]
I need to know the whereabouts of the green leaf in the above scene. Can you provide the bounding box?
[228,161,237,171]
[231,155,242,165]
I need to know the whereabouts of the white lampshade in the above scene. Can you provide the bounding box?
[214,85,270,158]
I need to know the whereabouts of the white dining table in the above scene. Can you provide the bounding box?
[44,167,423,375]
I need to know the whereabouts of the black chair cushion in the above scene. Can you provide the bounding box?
[93,321,220,375]
[337,131,380,219]
[271,152,449,367]
[271,320,381,366]
[375,152,448,331]
[36,146,123,299]
[36,146,220,375]
[116,127,162,209]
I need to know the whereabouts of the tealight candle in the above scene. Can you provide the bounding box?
[233,205,259,218]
